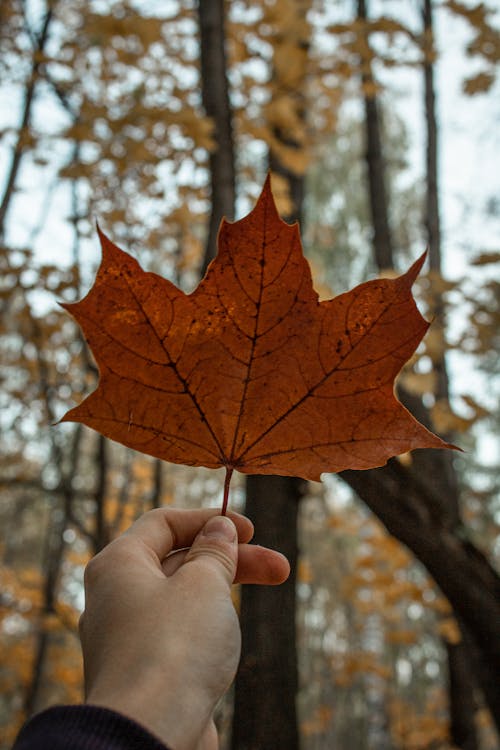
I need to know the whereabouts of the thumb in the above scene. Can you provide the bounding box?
[184,515,238,587]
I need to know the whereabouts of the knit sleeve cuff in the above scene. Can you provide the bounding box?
[12,704,172,750]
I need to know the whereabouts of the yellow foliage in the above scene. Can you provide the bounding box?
[269,172,294,217]
[438,617,462,645]
[18,567,43,589]
[334,652,392,686]
[43,613,63,633]
[389,695,451,750]
[383,580,424,605]
[274,43,309,89]
[297,558,313,584]
[396,451,413,466]
[431,399,473,434]
[2,716,24,749]
[430,596,453,616]
[104,496,120,524]
[386,628,418,645]
[65,547,91,567]
[372,535,413,569]
[301,705,333,736]
[51,663,83,689]
[4,640,35,685]
[177,234,204,273]
[422,327,447,363]
[133,459,153,483]
[460,394,489,420]
[63,122,96,142]
[231,585,241,615]
[399,370,437,397]
[55,601,80,631]
[471,250,500,265]
[326,514,344,530]
[264,96,306,143]
[426,270,459,295]
[267,135,309,175]
[361,79,382,98]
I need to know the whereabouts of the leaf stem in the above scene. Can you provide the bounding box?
[221,467,234,516]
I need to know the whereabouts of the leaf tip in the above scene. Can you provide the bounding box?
[258,171,281,221]
[95,222,122,263]
[58,299,78,316]
[96,221,108,247]
[446,440,464,453]
[407,249,428,284]
[54,410,70,426]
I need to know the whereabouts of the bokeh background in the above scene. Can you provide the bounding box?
[1,1,499,748]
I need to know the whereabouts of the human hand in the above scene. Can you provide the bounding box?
[79,507,290,750]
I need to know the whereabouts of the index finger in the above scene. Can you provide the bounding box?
[123,507,254,561]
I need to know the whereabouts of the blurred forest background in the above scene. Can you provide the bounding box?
[1,1,499,748]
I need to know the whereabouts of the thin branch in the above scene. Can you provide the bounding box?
[0,5,54,240]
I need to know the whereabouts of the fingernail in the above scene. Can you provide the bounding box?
[202,516,236,542]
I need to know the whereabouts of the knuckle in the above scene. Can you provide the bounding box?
[139,508,164,523]
[188,542,236,580]
[83,550,108,587]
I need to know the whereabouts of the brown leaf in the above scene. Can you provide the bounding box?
[61,178,453,501]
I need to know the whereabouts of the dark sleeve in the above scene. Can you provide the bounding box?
[12,705,172,750]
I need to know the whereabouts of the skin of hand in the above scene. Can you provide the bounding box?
[79,507,290,750]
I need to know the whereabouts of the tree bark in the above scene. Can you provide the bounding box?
[93,434,109,553]
[197,0,236,274]
[340,464,500,727]
[447,639,479,750]
[21,308,84,715]
[150,459,164,508]
[349,0,499,734]
[423,0,441,275]
[232,6,309,745]
[231,476,303,750]
[420,4,484,741]
[232,9,309,747]
[422,0,456,427]
[22,505,64,717]
[357,0,394,269]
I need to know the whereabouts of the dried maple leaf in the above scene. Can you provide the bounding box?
[61,177,453,512]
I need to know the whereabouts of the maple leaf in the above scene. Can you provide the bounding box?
[61,177,453,512]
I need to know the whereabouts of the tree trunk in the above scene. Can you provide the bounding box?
[421,0,456,436]
[423,0,441,275]
[150,459,164,508]
[232,7,309,747]
[340,463,500,727]
[447,639,479,750]
[22,512,62,717]
[231,476,303,750]
[197,0,236,274]
[357,0,394,270]
[341,465,500,653]
[22,425,83,717]
[348,0,499,735]
[420,2,485,740]
[93,434,109,553]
